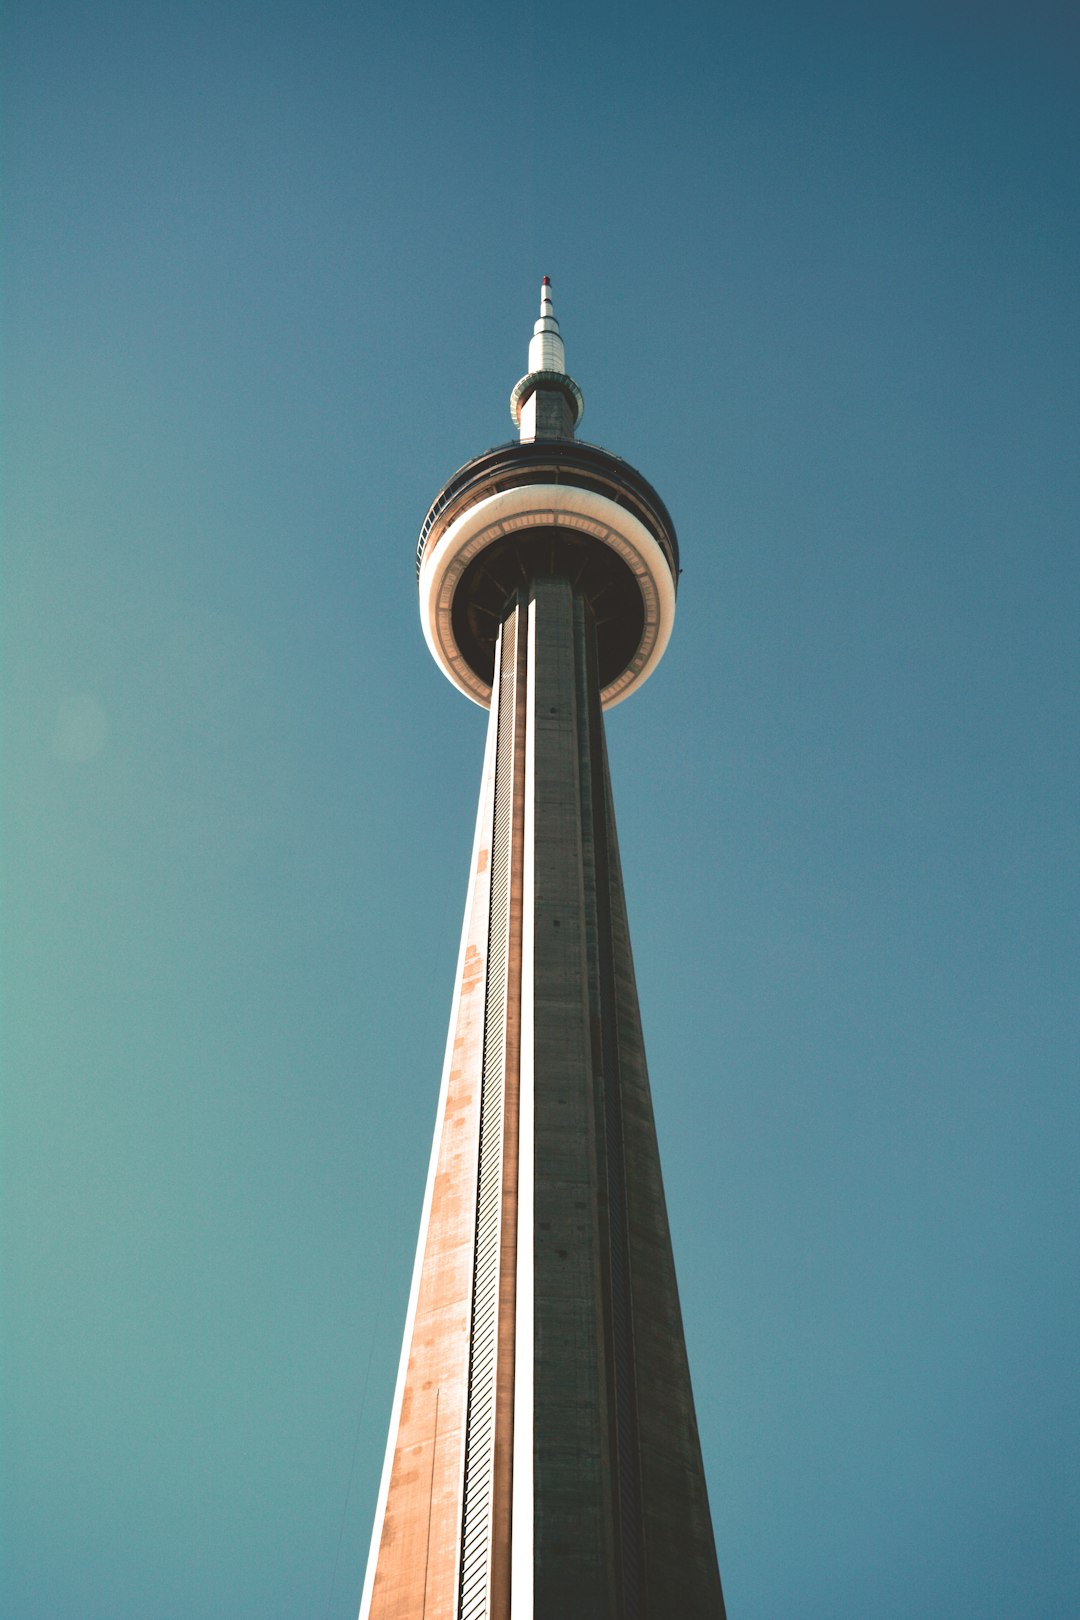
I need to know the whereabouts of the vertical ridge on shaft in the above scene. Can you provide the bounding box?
[531,576,619,1620]
[459,605,524,1620]
[573,590,645,1620]
[360,659,501,1620]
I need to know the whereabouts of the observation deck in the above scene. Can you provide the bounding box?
[417,437,680,710]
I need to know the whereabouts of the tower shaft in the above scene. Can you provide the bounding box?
[361,577,724,1620]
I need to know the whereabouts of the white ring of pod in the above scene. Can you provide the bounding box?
[418,483,677,710]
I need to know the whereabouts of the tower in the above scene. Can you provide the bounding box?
[360,282,725,1620]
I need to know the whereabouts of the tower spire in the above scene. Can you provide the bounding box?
[510,276,585,442]
[530,276,565,373]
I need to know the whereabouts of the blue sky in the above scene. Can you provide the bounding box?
[3,2,1078,1616]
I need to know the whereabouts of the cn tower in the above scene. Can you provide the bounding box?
[359,281,725,1620]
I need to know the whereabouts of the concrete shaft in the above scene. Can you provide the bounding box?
[360,579,725,1620]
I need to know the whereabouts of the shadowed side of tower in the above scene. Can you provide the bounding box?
[360,284,725,1620]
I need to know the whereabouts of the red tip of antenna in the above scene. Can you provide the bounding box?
[542,275,551,285]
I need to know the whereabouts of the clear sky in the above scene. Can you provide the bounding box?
[3,2,1078,1616]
